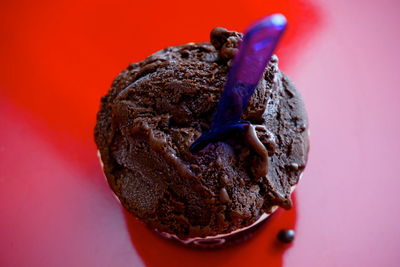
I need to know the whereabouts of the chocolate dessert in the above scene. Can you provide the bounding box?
[94,27,309,239]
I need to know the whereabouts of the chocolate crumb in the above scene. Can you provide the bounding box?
[220,174,229,186]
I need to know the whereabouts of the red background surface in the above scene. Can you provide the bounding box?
[1,0,399,266]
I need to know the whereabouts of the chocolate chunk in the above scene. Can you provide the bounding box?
[289,163,299,171]
[210,27,243,61]
[277,229,295,243]
[220,174,229,186]
[219,188,231,203]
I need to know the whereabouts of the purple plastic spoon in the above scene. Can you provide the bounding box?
[190,14,287,153]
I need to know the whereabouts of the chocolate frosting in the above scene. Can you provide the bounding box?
[94,28,309,239]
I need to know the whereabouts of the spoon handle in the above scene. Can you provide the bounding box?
[211,14,287,128]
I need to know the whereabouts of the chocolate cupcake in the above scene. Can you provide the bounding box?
[95,27,309,245]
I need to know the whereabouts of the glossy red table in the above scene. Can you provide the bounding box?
[1,0,399,266]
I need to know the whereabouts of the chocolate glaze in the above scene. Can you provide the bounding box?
[94,27,309,239]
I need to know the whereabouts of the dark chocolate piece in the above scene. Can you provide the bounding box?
[277,229,295,243]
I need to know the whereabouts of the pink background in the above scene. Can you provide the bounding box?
[1,0,400,266]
